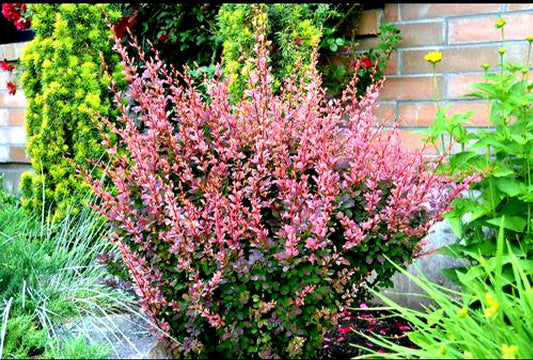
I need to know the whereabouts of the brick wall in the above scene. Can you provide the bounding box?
[354,3,533,152]
[0,42,30,193]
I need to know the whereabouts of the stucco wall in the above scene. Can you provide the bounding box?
[0,41,29,193]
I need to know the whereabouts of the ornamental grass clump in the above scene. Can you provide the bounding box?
[88,9,475,359]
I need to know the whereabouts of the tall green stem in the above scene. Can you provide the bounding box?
[432,64,445,153]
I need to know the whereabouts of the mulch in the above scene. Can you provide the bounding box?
[317,304,418,359]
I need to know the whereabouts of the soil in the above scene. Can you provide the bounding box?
[317,305,418,359]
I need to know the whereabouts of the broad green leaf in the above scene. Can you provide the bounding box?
[493,177,526,197]
[509,133,527,145]
[486,216,526,233]
[447,216,463,238]
[491,167,514,178]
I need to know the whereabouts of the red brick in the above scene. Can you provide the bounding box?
[398,101,491,127]
[0,91,26,107]
[375,102,396,123]
[384,4,399,22]
[0,109,25,126]
[9,145,29,163]
[401,44,529,74]
[449,13,533,44]
[507,4,533,11]
[384,52,398,75]
[397,21,445,48]
[357,10,381,36]
[354,37,381,52]
[397,129,434,154]
[379,76,443,101]
[400,4,502,21]
[446,73,485,99]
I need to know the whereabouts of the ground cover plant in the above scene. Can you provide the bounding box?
[0,176,139,359]
[86,6,475,358]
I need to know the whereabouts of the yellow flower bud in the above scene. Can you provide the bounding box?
[439,345,447,356]
[495,18,506,29]
[424,51,443,64]
[457,307,468,318]
[482,63,490,70]
[502,344,518,359]
[498,47,506,55]
[526,35,533,43]
[484,293,500,319]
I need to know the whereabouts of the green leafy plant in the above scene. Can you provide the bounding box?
[19,3,124,219]
[354,220,533,359]
[115,3,222,78]
[422,19,533,267]
[217,3,368,102]
[320,22,402,99]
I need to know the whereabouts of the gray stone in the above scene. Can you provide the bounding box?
[0,163,31,195]
[55,313,157,359]
[379,219,466,310]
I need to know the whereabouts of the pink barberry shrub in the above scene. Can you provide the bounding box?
[88,11,475,359]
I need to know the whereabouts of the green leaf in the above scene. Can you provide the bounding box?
[486,216,526,232]
[491,167,514,178]
[493,177,526,197]
[447,216,463,238]
[509,133,527,145]
[335,37,345,46]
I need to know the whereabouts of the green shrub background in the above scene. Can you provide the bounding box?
[19,3,123,218]
[217,4,336,102]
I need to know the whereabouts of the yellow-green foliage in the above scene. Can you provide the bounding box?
[217,4,325,102]
[19,4,123,218]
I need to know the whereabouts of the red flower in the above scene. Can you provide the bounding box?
[398,324,411,332]
[360,57,372,69]
[157,34,168,42]
[7,81,17,96]
[0,60,15,72]
[337,325,353,334]
[294,37,303,46]
[113,12,138,39]
[1,3,30,30]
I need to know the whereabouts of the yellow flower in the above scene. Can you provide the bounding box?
[502,344,519,359]
[424,51,443,64]
[498,47,506,55]
[482,63,490,70]
[457,307,469,318]
[495,18,506,29]
[484,293,500,319]
[527,35,533,43]
[439,345,447,356]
